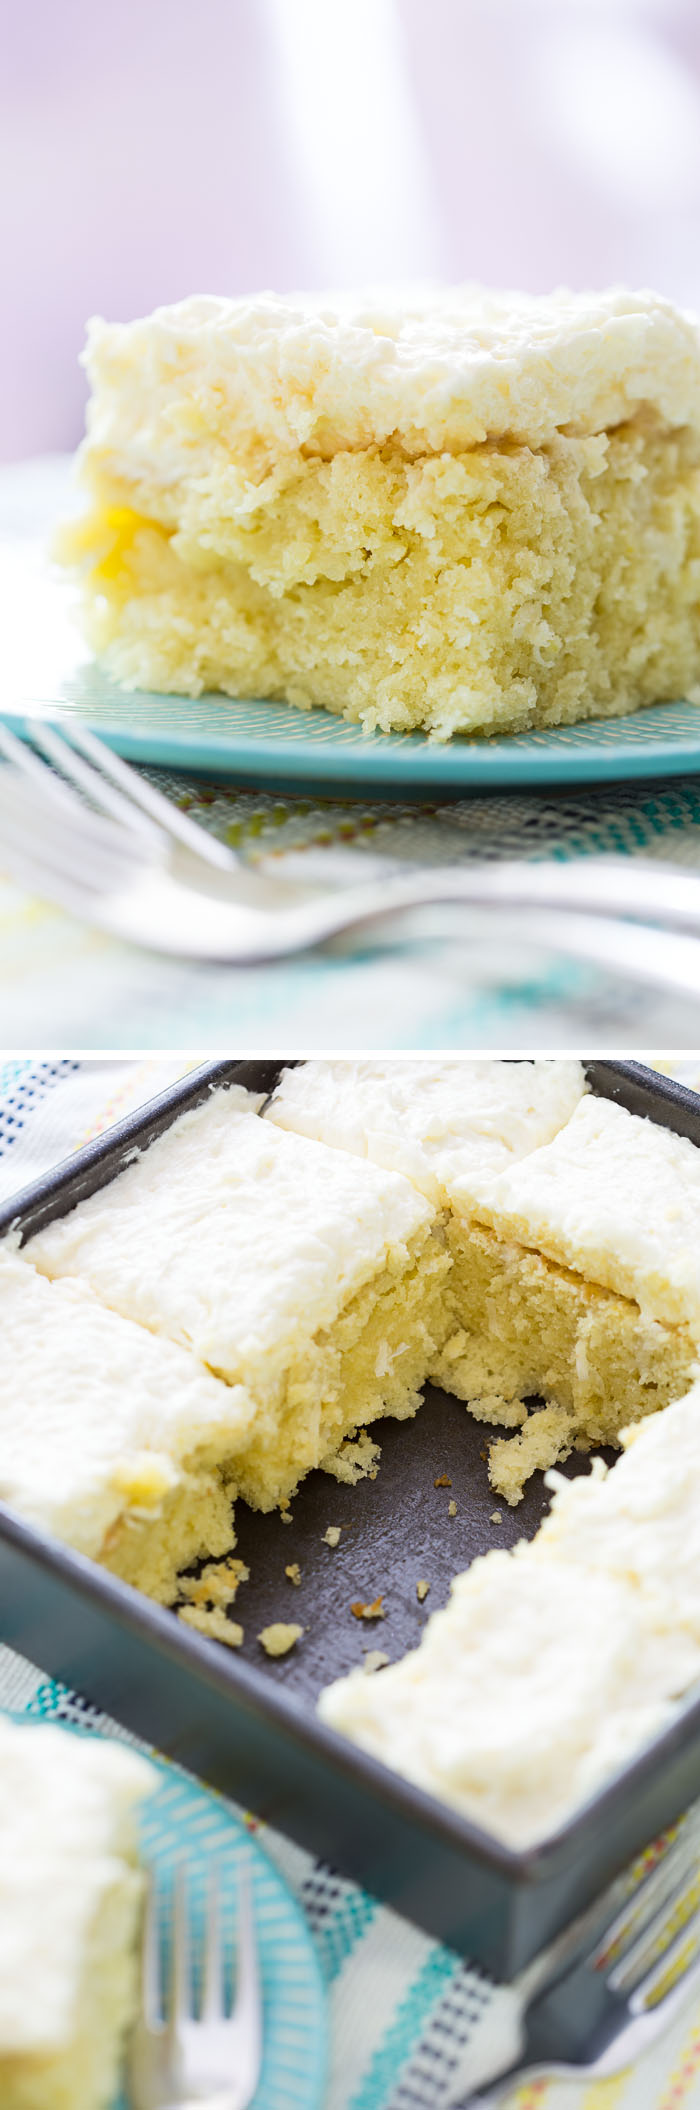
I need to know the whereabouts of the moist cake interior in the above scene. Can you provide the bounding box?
[433,1220,697,1503]
[213,1233,450,1513]
[70,417,700,740]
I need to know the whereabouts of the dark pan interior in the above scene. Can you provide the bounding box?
[227,1390,617,1698]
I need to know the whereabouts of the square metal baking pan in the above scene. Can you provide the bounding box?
[2,1056,700,1980]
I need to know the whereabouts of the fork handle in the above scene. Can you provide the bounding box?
[334,855,700,936]
[328,898,700,1005]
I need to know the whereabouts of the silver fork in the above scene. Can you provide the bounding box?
[129,1862,262,2110]
[460,1823,700,2105]
[5,717,700,992]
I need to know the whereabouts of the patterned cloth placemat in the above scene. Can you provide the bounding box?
[3,1057,700,2108]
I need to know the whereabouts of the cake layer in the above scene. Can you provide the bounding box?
[319,1542,700,1846]
[65,286,700,740]
[267,1058,586,1206]
[433,1222,697,1502]
[473,1093,700,1334]
[0,1248,252,1600]
[25,1086,444,1510]
[0,1717,152,2110]
[66,419,700,739]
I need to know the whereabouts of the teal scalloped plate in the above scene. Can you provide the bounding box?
[4,532,700,793]
[3,1705,328,2110]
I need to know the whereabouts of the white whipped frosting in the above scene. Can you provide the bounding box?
[536,1382,700,1628]
[81,285,700,495]
[0,1247,253,1554]
[26,1088,431,1394]
[267,1058,586,1208]
[472,1093,700,1334]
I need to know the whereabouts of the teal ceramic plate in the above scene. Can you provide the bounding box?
[4,531,700,793]
[4,1704,328,2110]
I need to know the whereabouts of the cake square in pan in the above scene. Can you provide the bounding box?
[24,1084,447,1515]
[0,1246,252,1601]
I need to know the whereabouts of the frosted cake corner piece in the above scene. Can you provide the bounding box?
[431,1091,700,1503]
[318,1536,700,1847]
[25,1086,448,1513]
[63,285,700,739]
[266,1057,587,1206]
[0,1716,154,2110]
[0,1244,253,1602]
[473,1092,700,1335]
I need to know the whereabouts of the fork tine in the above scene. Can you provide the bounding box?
[632,1904,700,2013]
[0,720,90,815]
[0,778,145,892]
[608,1864,700,1997]
[593,1820,700,1973]
[0,828,101,921]
[0,746,150,866]
[141,1873,163,2030]
[169,1863,192,2028]
[28,720,164,848]
[51,720,238,873]
[201,1864,224,2020]
[231,1862,263,2085]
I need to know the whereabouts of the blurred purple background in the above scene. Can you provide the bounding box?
[5,0,700,461]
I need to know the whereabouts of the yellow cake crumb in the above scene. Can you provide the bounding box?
[178,1605,243,1648]
[322,1433,382,1484]
[285,1562,301,1586]
[416,1579,430,1602]
[258,1623,303,1657]
[179,1557,249,1610]
[350,1596,386,1621]
[323,1526,342,1547]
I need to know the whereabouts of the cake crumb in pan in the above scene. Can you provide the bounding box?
[178,1605,244,1648]
[259,1623,303,1657]
[351,1597,386,1621]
